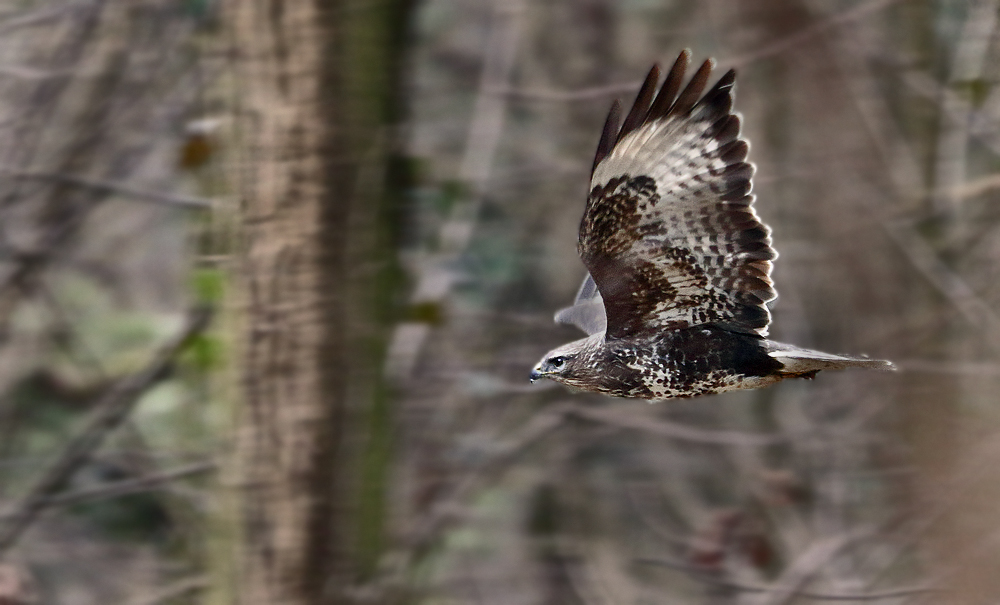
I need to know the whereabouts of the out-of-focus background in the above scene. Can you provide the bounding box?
[0,0,997,603]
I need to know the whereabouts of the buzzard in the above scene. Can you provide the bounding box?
[530,51,893,400]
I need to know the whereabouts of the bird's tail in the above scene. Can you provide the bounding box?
[765,340,895,378]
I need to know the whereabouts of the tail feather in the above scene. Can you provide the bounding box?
[765,341,895,376]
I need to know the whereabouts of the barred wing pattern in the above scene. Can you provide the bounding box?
[579,51,777,340]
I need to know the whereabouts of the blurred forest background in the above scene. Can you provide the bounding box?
[0,0,997,604]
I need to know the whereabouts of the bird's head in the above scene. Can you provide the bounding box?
[530,335,600,385]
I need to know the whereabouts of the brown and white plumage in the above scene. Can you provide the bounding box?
[531,51,893,400]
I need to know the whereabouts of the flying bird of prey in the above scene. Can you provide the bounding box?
[530,51,893,400]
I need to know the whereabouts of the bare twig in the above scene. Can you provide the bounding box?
[0,461,215,520]
[860,435,1000,590]
[406,401,567,550]
[903,68,1000,160]
[929,0,997,214]
[944,172,1000,200]
[35,278,108,378]
[125,576,209,605]
[488,80,641,102]
[0,167,213,209]
[0,2,84,33]
[749,528,879,605]
[0,307,212,553]
[826,28,924,198]
[566,404,787,446]
[357,403,570,596]
[391,396,785,584]
[884,220,1000,350]
[491,0,907,105]
[726,0,907,68]
[384,1,524,381]
[0,66,67,80]
[636,557,936,601]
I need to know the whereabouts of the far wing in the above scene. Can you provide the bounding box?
[554,273,606,335]
[579,50,777,340]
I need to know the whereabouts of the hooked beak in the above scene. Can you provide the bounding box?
[529,368,544,383]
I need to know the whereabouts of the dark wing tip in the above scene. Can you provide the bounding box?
[648,49,691,121]
[592,99,622,172]
[666,58,715,120]
[695,68,737,118]
[616,64,661,144]
[591,52,738,176]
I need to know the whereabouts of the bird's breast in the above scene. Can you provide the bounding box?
[592,326,782,399]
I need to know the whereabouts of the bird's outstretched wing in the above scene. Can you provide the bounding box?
[579,50,777,340]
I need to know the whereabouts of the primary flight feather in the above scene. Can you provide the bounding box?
[531,51,893,400]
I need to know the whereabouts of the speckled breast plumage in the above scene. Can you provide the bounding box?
[590,326,783,400]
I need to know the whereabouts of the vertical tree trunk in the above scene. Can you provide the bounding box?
[231,2,344,603]
[226,1,410,603]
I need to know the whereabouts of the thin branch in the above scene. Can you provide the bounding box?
[0,2,84,33]
[406,401,567,549]
[456,3,525,190]
[883,220,1000,351]
[125,576,209,605]
[826,28,924,198]
[36,278,109,378]
[384,0,525,381]
[0,66,68,80]
[746,529,873,605]
[0,167,213,209]
[945,173,1000,199]
[566,404,787,447]
[929,0,997,214]
[903,67,1000,161]
[725,0,907,68]
[0,462,216,519]
[491,0,907,104]
[859,435,1000,590]
[635,558,937,601]
[353,403,571,598]
[488,80,640,102]
[379,399,784,593]
[353,403,566,594]
[0,307,212,553]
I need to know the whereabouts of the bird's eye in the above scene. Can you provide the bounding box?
[549,356,565,368]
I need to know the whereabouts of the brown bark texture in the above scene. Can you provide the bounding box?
[229,1,349,603]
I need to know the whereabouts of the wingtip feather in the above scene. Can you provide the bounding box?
[648,50,690,120]
[592,99,622,172]
[617,64,661,144]
[667,58,714,119]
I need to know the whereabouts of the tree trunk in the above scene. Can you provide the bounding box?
[226,1,410,603]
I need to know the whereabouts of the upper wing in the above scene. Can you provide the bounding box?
[579,50,777,340]
[554,273,606,335]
